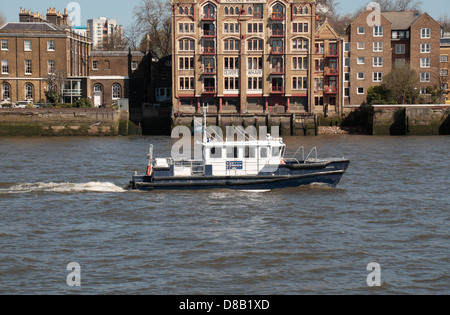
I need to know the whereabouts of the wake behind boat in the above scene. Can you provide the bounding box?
[129,109,349,191]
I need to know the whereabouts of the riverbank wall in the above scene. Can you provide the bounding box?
[370,105,450,135]
[172,113,318,136]
[0,108,140,136]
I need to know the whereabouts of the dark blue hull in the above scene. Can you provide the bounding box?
[129,160,350,191]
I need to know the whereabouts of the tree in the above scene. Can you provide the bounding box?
[103,30,127,51]
[438,14,450,33]
[368,0,423,11]
[0,10,6,27]
[366,85,391,105]
[45,70,67,103]
[124,23,144,51]
[133,0,171,58]
[382,67,419,104]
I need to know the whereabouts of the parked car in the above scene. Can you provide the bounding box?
[14,101,32,108]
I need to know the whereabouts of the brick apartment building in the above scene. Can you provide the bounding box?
[440,33,450,104]
[171,0,343,116]
[344,9,442,106]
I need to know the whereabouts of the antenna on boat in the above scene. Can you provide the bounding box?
[202,103,208,143]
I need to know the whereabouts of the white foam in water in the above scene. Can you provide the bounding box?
[2,182,125,193]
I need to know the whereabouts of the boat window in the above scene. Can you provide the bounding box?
[272,146,281,157]
[260,147,268,158]
[245,146,257,158]
[210,147,222,159]
[226,146,239,158]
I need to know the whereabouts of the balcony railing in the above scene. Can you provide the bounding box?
[202,86,216,93]
[271,85,284,93]
[327,49,339,57]
[325,68,339,76]
[202,47,216,54]
[202,30,216,37]
[202,66,216,74]
[271,29,285,37]
[201,13,216,20]
[271,12,285,20]
[271,67,285,74]
[271,47,285,54]
[324,86,338,94]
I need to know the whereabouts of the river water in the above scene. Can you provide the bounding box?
[0,135,448,295]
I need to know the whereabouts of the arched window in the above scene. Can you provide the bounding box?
[179,6,183,14]
[225,7,228,15]
[230,7,234,15]
[304,5,309,14]
[25,83,33,100]
[248,6,252,15]
[203,4,216,19]
[112,83,121,100]
[298,6,303,14]
[94,84,103,92]
[2,83,10,100]
[272,3,285,19]
[293,6,297,15]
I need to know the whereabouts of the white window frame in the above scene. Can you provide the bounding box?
[395,44,405,54]
[357,42,365,50]
[420,57,430,68]
[421,28,431,39]
[357,72,365,80]
[357,27,365,35]
[25,60,32,75]
[357,87,365,94]
[47,40,55,51]
[373,72,383,82]
[47,60,55,74]
[373,41,383,52]
[112,84,121,100]
[420,72,430,82]
[373,26,383,37]
[1,60,9,74]
[24,40,32,51]
[1,40,8,51]
[373,56,383,67]
[357,57,365,65]
[420,43,430,54]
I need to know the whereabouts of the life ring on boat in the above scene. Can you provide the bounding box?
[146,165,152,176]
[280,159,286,165]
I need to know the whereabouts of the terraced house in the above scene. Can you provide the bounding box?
[171,0,343,116]
[0,8,91,105]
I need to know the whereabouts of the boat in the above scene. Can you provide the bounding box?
[129,111,350,191]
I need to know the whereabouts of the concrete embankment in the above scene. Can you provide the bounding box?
[172,114,318,136]
[370,105,450,136]
[0,108,140,136]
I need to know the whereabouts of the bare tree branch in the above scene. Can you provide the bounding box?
[133,0,172,58]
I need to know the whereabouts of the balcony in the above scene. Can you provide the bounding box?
[325,68,339,76]
[202,66,216,75]
[202,86,216,94]
[271,47,285,54]
[271,29,285,37]
[202,47,216,55]
[201,13,216,21]
[271,85,285,94]
[327,50,339,57]
[324,86,338,94]
[202,30,216,37]
[271,67,285,74]
[271,12,285,20]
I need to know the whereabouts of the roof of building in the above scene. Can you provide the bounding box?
[381,11,423,30]
[0,22,64,31]
[90,51,145,57]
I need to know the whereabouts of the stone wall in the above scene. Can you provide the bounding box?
[0,108,138,136]
[370,105,450,135]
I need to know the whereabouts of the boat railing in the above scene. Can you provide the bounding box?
[289,145,318,162]
[174,160,206,176]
